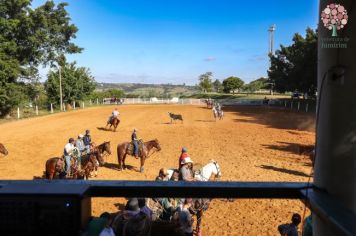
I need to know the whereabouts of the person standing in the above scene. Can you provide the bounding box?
[64,138,75,177]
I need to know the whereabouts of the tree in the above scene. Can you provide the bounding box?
[244,77,268,93]
[45,62,95,106]
[321,3,348,37]
[198,72,213,93]
[213,79,223,93]
[0,0,81,117]
[222,76,244,94]
[268,27,317,95]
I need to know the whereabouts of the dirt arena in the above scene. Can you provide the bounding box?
[0,104,315,235]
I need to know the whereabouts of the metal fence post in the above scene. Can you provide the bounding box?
[97,98,99,105]
[50,103,53,113]
[17,107,20,119]
[73,101,76,110]
[306,103,309,112]
[35,105,38,115]
[284,101,287,107]
[297,101,300,111]
[82,102,85,109]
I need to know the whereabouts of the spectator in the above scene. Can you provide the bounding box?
[123,211,151,236]
[155,168,170,181]
[112,198,141,235]
[138,198,153,219]
[278,213,302,236]
[302,215,312,236]
[99,212,115,236]
[87,212,111,236]
[178,198,194,236]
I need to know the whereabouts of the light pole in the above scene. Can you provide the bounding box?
[268,24,276,55]
[59,66,63,111]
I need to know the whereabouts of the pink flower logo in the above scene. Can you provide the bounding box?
[321,3,348,37]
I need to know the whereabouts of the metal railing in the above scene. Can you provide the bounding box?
[0,180,354,235]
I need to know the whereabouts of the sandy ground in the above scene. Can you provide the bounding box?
[0,104,315,235]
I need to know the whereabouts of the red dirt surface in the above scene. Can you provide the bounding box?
[0,105,315,235]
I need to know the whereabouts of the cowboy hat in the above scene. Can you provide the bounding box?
[181,157,193,165]
[181,147,188,152]
[78,134,84,138]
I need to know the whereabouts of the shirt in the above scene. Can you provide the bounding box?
[179,153,190,169]
[112,110,119,117]
[76,139,85,152]
[83,135,91,146]
[179,208,193,233]
[99,227,115,236]
[64,143,74,156]
[131,132,137,141]
[179,165,193,181]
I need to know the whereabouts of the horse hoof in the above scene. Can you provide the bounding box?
[140,167,144,173]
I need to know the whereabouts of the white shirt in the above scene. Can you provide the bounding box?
[99,227,115,236]
[112,110,119,117]
[64,143,74,155]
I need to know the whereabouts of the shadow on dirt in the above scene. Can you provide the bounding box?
[222,105,316,132]
[257,164,311,177]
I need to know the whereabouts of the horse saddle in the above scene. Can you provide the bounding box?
[127,140,144,156]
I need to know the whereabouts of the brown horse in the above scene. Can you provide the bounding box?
[45,157,66,180]
[106,117,120,131]
[117,139,161,172]
[95,141,112,164]
[0,143,8,156]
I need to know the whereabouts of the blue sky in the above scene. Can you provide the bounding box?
[33,0,319,85]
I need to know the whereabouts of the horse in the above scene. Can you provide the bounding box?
[45,157,66,180]
[95,141,112,164]
[106,117,120,132]
[204,99,213,109]
[117,139,161,172]
[212,107,218,121]
[218,109,224,120]
[194,160,222,181]
[192,160,222,236]
[168,112,183,124]
[0,143,8,156]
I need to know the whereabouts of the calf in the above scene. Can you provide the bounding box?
[168,112,183,123]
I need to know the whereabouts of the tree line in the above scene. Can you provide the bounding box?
[198,72,269,94]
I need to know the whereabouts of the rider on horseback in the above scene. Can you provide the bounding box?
[106,108,120,128]
[64,138,75,177]
[179,157,195,181]
[179,147,190,170]
[132,128,139,159]
[83,129,92,153]
[75,134,85,170]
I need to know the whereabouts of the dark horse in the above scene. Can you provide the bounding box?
[45,142,109,180]
[94,141,112,164]
[117,139,161,172]
[0,143,8,156]
[106,117,120,132]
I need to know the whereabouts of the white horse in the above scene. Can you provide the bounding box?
[212,107,218,121]
[194,160,222,181]
[218,109,224,120]
[166,160,222,181]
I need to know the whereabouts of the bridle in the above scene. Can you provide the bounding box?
[212,161,221,179]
